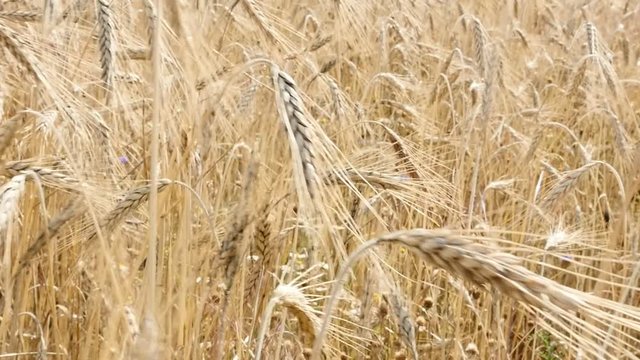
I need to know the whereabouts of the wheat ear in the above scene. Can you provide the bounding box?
[0,174,26,233]
[16,197,84,273]
[311,229,594,359]
[86,180,172,244]
[0,114,24,159]
[244,203,275,309]
[96,0,115,94]
[539,162,599,210]
[0,11,42,22]
[383,293,418,360]
[255,284,322,360]
[6,160,78,188]
[272,67,317,200]
[212,155,257,358]
[241,0,278,45]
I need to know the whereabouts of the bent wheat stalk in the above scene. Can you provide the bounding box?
[311,229,640,360]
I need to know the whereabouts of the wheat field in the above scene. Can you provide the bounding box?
[0,0,639,359]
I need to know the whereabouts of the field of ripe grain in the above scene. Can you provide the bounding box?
[0,0,639,359]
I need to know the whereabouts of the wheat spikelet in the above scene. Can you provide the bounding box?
[256,284,322,360]
[540,162,599,210]
[0,23,43,80]
[245,203,274,309]
[241,0,278,45]
[142,0,156,47]
[218,156,257,294]
[86,179,171,243]
[312,229,640,360]
[605,110,630,157]
[383,293,418,360]
[17,197,84,272]
[96,0,115,94]
[272,67,317,200]
[471,17,488,78]
[0,11,42,22]
[6,160,79,188]
[308,34,332,52]
[0,114,24,159]
[237,74,258,115]
[213,155,257,358]
[585,22,597,56]
[0,174,26,233]
[59,0,86,23]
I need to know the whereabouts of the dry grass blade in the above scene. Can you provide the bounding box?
[272,68,317,200]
